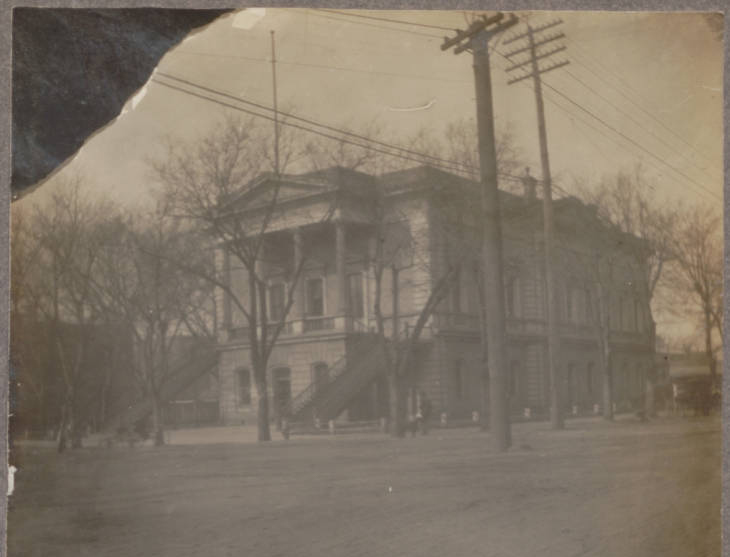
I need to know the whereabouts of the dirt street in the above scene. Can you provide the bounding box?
[8,416,720,557]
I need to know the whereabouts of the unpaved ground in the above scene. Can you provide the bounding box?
[8,416,720,557]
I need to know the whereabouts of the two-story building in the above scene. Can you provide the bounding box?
[214,165,655,427]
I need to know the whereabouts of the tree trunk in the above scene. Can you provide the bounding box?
[151,396,165,446]
[98,355,114,432]
[704,308,716,387]
[387,372,405,438]
[480,372,489,431]
[57,403,68,453]
[602,349,613,421]
[255,374,271,442]
[70,408,83,449]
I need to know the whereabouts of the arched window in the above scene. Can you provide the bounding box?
[237,368,251,405]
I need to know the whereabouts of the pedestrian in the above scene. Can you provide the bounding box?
[418,391,432,435]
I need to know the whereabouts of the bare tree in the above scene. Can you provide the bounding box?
[20,181,113,451]
[578,167,676,417]
[151,115,317,442]
[302,121,387,173]
[665,205,723,383]
[93,203,213,445]
[371,190,458,437]
[405,118,524,190]
[580,166,675,300]
[10,204,48,438]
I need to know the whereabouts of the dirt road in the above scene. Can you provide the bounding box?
[8,416,720,557]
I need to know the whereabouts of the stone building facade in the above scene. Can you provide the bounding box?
[214,165,655,426]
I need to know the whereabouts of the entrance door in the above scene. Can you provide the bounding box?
[313,362,329,392]
[272,368,292,421]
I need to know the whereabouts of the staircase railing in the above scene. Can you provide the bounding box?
[282,333,378,421]
[314,343,385,421]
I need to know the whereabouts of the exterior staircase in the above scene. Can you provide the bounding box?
[103,342,219,433]
[283,333,384,425]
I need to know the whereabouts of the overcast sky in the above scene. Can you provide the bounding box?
[22,8,722,212]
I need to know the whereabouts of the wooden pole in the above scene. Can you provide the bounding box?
[472,32,511,451]
[270,30,280,177]
[527,24,564,429]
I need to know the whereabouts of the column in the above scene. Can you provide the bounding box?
[366,233,377,331]
[222,248,232,329]
[335,220,348,329]
[292,227,305,334]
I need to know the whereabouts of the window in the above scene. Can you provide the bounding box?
[505,276,520,317]
[585,287,594,323]
[237,368,251,405]
[453,359,465,400]
[306,277,324,316]
[617,296,624,331]
[509,361,521,400]
[586,363,594,399]
[347,273,364,318]
[268,283,286,322]
[272,367,292,410]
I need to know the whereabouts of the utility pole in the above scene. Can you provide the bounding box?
[270,30,280,176]
[442,12,518,452]
[503,21,569,430]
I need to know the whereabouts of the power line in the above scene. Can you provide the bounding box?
[152,76,525,185]
[316,9,454,31]
[151,74,540,193]
[490,48,719,202]
[538,77,720,201]
[155,71,554,190]
[177,44,717,186]
[174,50,469,84]
[560,66,720,182]
[491,54,703,201]
[299,10,720,201]
[566,44,720,173]
[156,72,477,175]
[303,9,442,39]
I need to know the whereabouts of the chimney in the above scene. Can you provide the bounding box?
[521,167,537,202]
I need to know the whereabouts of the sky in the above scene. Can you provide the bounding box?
[17,9,724,346]
[21,8,723,209]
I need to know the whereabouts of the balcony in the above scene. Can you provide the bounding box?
[302,317,336,332]
[435,312,480,331]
